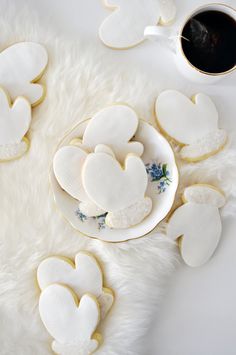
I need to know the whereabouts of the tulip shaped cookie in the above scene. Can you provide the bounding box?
[39,284,101,355]
[82,152,148,212]
[99,0,176,49]
[167,184,226,267]
[53,145,105,217]
[82,105,144,162]
[37,251,114,319]
[0,42,48,106]
[0,88,31,161]
[156,90,227,161]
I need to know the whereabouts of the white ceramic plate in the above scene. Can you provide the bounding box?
[50,119,179,242]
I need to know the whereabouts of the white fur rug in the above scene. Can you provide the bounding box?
[0,2,236,355]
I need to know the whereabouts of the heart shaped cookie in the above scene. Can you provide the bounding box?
[99,0,176,49]
[167,184,225,267]
[39,284,101,354]
[155,90,227,161]
[82,105,144,162]
[0,42,48,106]
[37,251,114,319]
[82,152,148,212]
[53,146,105,217]
[0,87,31,161]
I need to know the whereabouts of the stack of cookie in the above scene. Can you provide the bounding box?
[37,251,114,355]
[53,104,153,230]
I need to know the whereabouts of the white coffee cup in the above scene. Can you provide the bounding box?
[144,3,236,83]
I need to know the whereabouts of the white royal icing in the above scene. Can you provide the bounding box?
[183,184,226,208]
[37,251,114,319]
[99,0,176,48]
[156,91,219,144]
[179,129,227,161]
[167,202,222,267]
[156,90,227,161]
[105,196,152,229]
[82,105,143,162]
[0,88,31,145]
[82,152,148,212]
[0,88,31,161]
[39,284,101,354]
[0,42,48,106]
[53,146,105,217]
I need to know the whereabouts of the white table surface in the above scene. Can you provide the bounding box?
[10,0,236,354]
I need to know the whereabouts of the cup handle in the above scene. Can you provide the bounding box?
[144,25,176,52]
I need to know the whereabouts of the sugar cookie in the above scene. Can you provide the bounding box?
[94,144,115,158]
[99,0,176,49]
[0,87,31,161]
[39,284,101,355]
[53,146,105,217]
[105,196,152,229]
[82,152,148,212]
[182,184,226,208]
[0,42,48,106]
[37,251,114,319]
[155,90,227,161]
[82,105,144,162]
[179,130,227,161]
[167,184,225,267]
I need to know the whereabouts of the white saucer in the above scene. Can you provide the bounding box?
[50,119,179,242]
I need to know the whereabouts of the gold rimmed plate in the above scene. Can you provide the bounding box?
[50,119,179,242]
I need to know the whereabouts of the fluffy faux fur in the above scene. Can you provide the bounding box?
[0,2,235,355]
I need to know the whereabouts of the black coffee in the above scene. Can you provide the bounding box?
[181,10,236,73]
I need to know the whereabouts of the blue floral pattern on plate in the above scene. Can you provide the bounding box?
[75,208,108,230]
[75,209,88,222]
[146,161,172,194]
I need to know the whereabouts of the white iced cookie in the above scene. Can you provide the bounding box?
[0,42,48,106]
[53,146,105,217]
[167,184,225,267]
[182,184,226,208]
[82,152,148,212]
[0,88,31,161]
[94,144,115,158]
[39,284,101,355]
[99,0,176,49]
[155,90,227,161]
[82,105,144,162]
[105,196,152,229]
[37,251,114,319]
